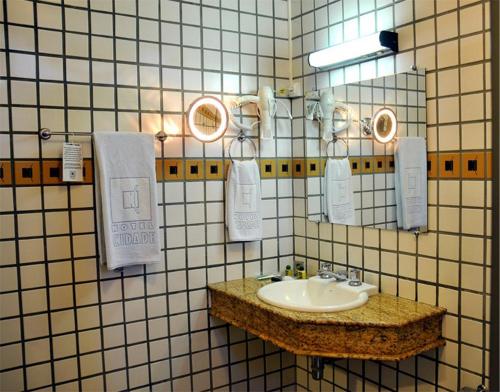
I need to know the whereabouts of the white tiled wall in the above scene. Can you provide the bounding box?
[292,0,492,390]
[0,0,296,390]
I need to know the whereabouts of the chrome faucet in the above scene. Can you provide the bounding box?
[318,263,348,281]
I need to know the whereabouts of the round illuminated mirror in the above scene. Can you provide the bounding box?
[371,108,397,143]
[187,96,228,142]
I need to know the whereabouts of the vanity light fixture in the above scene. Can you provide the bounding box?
[187,96,229,142]
[308,31,398,69]
[361,108,398,144]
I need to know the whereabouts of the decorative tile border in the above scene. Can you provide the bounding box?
[0,152,492,186]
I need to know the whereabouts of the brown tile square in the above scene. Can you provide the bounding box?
[306,158,320,177]
[349,157,361,175]
[278,159,292,178]
[82,160,93,184]
[42,160,63,184]
[15,161,41,185]
[260,159,276,178]
[361,157,374,174]
[224,160,231,180]
[164,159,184,181]
[373,156,386,173]
[320,158,327,175]
[155,159,163,181]
[486,151,492,179]
[185,160,203,180]
[385,156,395,173]
[439,153,460,178]
[292,159,304,177]
[205,160,223,180]
[0,161,12,186]
[461,152,484,179]
[427,153,438,178]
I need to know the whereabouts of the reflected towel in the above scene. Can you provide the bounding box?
[226,160,262,241]
[323,158,355,225]
[395,137,427,230]
[93,132,161,270]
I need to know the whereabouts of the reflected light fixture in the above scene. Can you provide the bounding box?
[308,31,398,69]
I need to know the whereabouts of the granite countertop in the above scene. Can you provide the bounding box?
[208,278,446,328]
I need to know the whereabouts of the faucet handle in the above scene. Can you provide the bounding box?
[349,268,362,286]
[320,262,332,272]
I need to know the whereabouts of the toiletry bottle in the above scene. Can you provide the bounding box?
[295,263,303,279]
[285,265,293,277]
[297,266,307,279]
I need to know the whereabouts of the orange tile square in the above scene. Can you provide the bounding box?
[278,159,292,178]
[164,159,184,181]
[306,159,320,177]
[427,153,438,178]
[205,160,223,180]
[42,160,63,184]
[260,159,276,178]
[439,153,460,178]
[486,151,492,179]
[155,159,163,181]
[224,160,231,180]
[349,157,361,175]
[373,156,386,173]
[292,159,304,177]
[385,156,395,173]
[185,160,203,180]
[361,157,374,174]
[0,161,12,186]
[14,161,41,185]
[461,152,485,179]
[82,160,93,184]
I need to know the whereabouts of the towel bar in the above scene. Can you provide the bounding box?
[38,128,168,142]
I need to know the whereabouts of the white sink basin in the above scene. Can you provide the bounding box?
[257,276,377,312]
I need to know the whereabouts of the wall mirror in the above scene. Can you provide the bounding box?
[187,96,228,142]
[306,68,427,232]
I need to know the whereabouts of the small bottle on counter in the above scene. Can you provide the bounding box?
[285,265,293,277]
[296,265,307,279]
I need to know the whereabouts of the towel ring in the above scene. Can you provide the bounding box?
[326,136,349,159]
[227,131,258,162]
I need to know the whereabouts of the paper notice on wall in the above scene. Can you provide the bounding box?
[62,142,83,182]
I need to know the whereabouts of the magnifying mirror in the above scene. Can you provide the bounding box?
[187,96,229,142]
[371,108,397,143]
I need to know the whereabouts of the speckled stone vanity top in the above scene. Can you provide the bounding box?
[208,278,446,361]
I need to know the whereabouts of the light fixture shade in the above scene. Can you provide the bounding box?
[308,31,398,69]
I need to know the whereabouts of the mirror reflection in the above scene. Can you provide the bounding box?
[306,68,428,232]
[194,104,222,136]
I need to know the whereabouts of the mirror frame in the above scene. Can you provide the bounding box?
[187,96,229,142]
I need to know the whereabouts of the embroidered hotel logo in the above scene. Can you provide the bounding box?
[110,177,155,247]
[123,186,140,212]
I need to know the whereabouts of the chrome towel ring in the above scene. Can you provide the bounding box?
[326,136,349,159]
[227,131,258,162]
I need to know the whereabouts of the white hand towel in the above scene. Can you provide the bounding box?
[93,132,161,270]
[395,137,427,230]
[323,158,355,225]
[226,159,262,241]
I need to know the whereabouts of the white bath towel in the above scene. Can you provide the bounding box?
[323,158,355,225]
[226,159,262,241]
[93,132,161,270]
[395,137,427,230]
